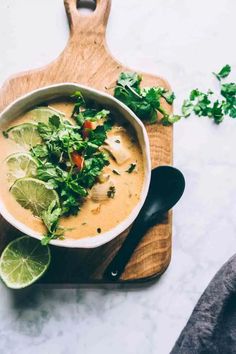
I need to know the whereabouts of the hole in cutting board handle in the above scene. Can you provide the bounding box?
[77,0,96,14]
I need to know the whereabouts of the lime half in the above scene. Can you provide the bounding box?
[10,178,59,217]
[28,106,65,124]
[7,123,41,149]
[5,152,38,184]
[0,236,50,289]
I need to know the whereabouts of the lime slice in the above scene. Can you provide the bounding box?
[0,235,51,289]
[5,152,38,184]
[28,106,65,124]
[11,178,59,217]
[7,123,41,148]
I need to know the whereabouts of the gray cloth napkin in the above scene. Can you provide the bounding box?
[171,254,236,354]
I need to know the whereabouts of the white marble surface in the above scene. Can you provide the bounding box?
[0,0,236,353]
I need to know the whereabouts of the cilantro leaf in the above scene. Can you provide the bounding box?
[193,93,211,117]
[182,100,194,117]
[209,100,224,124]
[88,125,110,146]
[161,114,182,126]
[41,200,62,233]
[162,91,176,105]
[31,144,49,158]
[220,83,236,118]
[144,87,162,109]
[126,163,137,173]
[78,153,110,188]
[49,115,61,128]
[182,88,226,124]
[71,91,85,117]
[117,72,142,90]
[75,109,110,126]
[213,64,231,81]
[90,109,110,120]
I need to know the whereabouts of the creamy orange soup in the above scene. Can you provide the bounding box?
[0,101,145,240]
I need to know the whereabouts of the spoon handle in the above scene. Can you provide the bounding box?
[103,217,151,281]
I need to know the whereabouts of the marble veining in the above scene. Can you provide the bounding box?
[0,0,236,353]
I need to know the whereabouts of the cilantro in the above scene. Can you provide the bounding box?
[114,72,175,125]
[112,169,120,175]
[221,83,236,118]
[213,64,231,81]
[75,109,110,126]
[91,109,110,120]
[182,100,194,117]
[88,124,112,146]
[209,100,224,124]
[126,163,137,173]
[40,200,63,245]
[71,91,85,117]
[192,90,212,117]
[37,162,64,184]
[181,89,224,124]
[41,200,61,234]
[161,114,181,126]
[49,115,60,128]
[78,153,110,189]
[117,72,142,89]
[107,186,116,198]
[35,161,87,215]
[181,67,236,124]
[162,91,176,105]
[41,230,64,246]
[31,144,49,158]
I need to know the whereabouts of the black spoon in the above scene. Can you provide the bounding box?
[103,166,185,281]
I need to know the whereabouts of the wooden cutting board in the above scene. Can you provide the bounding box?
[0,0,172,284]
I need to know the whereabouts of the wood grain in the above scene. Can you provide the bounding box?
[0,0,172,283]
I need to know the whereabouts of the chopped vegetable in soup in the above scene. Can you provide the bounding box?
[0,92,144,245]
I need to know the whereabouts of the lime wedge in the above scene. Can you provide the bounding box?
[28,106,65,124]
[5,152,38,184]
[0,235,50,289]
[10,178,59,217]
[7,123,41,148]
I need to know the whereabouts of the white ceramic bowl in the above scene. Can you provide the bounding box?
[0,83,151,248]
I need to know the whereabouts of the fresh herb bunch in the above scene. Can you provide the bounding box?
[31,92,112,244]
[114,72,180,125]
[115,65,236,125]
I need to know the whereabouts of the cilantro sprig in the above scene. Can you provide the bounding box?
[114,72,179,125]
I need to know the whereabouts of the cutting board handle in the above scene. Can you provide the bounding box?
[64,0,111,36]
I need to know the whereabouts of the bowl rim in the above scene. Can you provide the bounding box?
[0,83,151,248]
